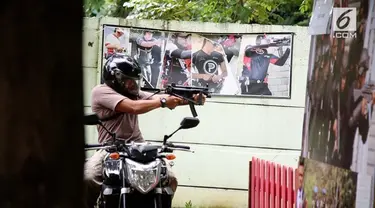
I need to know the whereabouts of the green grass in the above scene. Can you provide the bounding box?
[171,200,231,208]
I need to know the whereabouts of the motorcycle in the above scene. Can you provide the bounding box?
[83,114,199,208]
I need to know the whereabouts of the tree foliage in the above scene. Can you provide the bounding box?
[84,0,313,26]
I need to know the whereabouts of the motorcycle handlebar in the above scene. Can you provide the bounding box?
[85,144,104,148]
[171,144,190,150]
[84,142,192,152]
[84,142,148,149]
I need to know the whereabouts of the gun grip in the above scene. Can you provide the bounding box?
[189,102,198,117]
[198,92,203,105]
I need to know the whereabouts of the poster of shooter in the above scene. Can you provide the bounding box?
[101,25,294,98]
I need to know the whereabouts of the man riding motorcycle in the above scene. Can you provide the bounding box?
[84,54,206,208]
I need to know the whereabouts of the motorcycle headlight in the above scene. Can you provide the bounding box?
[125,158,161,194]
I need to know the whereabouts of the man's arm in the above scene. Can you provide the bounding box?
[170,48,191,59]
[115,99,162,114]
[93,87,162,115]
[269,48,291,66]
[105,43,119,49]
[214,51,228,78]
[136,37,158,48]
[139,91,190,105]
[192,73,211,79]
[244,46,257,57]
[219,62,228,78]
[105,35,121,49]
[165,42,191,59]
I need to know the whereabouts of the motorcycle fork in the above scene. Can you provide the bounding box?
[120,167,127,208]
[155,182,163,208]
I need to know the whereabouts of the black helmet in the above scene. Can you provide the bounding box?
[102,54,142,98]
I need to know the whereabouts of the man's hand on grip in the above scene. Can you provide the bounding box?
[193,93,206,105]
[165,96,183,109]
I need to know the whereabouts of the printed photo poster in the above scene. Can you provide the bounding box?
[128,29,168,89]
[102,25,130,58]
[237,33,293,97]
[301,0,375,173]
[159,32,193,88]
[190,34,242,95]
[300,158,358,208]
[100,25,131,83]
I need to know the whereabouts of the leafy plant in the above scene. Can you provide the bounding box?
[84,0,313,25]
[185,200,193,208]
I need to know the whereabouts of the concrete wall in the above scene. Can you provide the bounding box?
[82,17,310,208]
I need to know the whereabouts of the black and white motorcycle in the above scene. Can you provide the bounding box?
[84,114,199,208]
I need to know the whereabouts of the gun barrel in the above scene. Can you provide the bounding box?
[171,87,208,92]
[141,87,162,92]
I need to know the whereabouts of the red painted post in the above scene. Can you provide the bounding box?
[255,158,260,208]
[270,162,275,208]
[265,161,270,208]
[251,158,255,208]
[280,166,285,208]
[275,164,281,208]
[287,167,293,208]
[250,157,256,208]
[260,160,264,208]
[247,161,252,208]
[294,168,298,206]
[283,166,288,208]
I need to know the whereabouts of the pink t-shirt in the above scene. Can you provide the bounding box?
[91,84,149,144]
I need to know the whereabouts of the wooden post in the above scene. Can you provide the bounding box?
[0,0,84,207]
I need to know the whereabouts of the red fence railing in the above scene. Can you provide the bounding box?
[249,157,297,208]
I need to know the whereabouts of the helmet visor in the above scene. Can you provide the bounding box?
[114,70,142,96]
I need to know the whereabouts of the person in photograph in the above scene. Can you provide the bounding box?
[104,27,126,58]
[308,51,334,163]
[307,56,323,158]
[191,37,228,93]
[306,36,329,160]
[161,33,192,87]
[330,8,371,169]
[217,35,241,63]
[320,188,327,207]
[331,69,369,169]
[239,34,291,96]
[312,186,319,208]
[135,30,162,88]
[296,159,308,208]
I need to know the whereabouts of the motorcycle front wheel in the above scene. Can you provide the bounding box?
[97,192,172,208]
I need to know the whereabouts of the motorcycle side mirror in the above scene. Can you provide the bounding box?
[83,114,101,125]
[84,114,117,143]
[163,117,200,144]
[179,117,200,129]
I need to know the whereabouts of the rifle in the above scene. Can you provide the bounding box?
[270,37,291,46]
[247,36,291,49]
[141,83,212,117]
